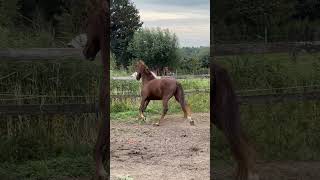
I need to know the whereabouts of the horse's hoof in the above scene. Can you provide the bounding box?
[138,116,146,121]
[189,120,195,126]
[153,122,160,126]
[187,116,194,126]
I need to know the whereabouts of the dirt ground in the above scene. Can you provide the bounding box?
[110,113,210,180]
[110,112,320,180]
[62,112,320,180]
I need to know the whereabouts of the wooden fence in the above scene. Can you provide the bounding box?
[1,41,320,60]
[1,90,320,115]
[1,41,320,115]
[212,41,320,56]
[112,74,209,80]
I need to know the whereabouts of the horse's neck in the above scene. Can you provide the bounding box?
[142,73,156,85]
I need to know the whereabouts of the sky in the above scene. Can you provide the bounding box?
[133,0,210,47]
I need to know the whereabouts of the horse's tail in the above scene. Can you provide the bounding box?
[211,63,255,179]
[175,81,191,118]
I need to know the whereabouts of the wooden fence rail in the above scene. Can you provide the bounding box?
[1,91,320,115]
[112,74,210,80]
[212,41,320,56]
[0,48,87,61]
[1,41,320,61]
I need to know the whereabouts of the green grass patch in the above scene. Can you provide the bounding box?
[213,101,320,161]
[0,155,93,180]
[111,93,209,121]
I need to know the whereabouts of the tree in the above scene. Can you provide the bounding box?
[0,0,20,26]
[213,0,297,42]
[111,0,143,68]
[294,0,320,20]
[128,28,180,74]
[180,46,209,68]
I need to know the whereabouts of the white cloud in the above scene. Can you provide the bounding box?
[133,0,209,47]
[140,10,208,21]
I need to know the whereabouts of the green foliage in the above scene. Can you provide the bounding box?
[179,46,209,74]
[0,26,55,48]
[294,0,320,20]
[0,0,143,49]
[111,0,143,68]
[128,28,180,70]
[0,0,20,27]
[54,0,88,44]
[213,0,320,42]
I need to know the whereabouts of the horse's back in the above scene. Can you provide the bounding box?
[143,78,177,99]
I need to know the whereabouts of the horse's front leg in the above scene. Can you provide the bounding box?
[139,97,147,121]
[154,97,169,126]
[143,99,150,112]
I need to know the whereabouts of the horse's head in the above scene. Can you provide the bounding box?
[83,0,108,61]
[135,60,149,80]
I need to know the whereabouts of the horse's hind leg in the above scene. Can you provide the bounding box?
[174,94,193,125]
[174,95,186,117]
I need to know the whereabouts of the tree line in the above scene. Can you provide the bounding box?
[0,0,209,74]
[212,0,320,43]
[4,1,317,72]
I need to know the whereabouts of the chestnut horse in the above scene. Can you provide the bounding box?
[135,60,193,126]
[83,0,109,179]
[211,62,257,180]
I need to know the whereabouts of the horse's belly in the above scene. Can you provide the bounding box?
[148,93,162,100]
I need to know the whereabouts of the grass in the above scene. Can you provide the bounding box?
[111,93,209,122]
[215,52,320,90]
[0,155,94,180]
[213,101,320,164]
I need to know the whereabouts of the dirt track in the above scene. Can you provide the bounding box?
[60,112,320,180]
[110,113,210,180]
[110,112,320,180]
